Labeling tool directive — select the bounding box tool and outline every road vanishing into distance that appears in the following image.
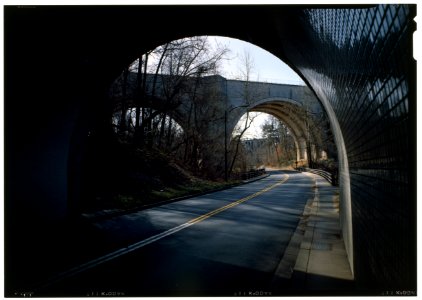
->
[36,170,315,297]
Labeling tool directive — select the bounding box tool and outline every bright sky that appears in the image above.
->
[209,36,305,85]
[234,112,269,140]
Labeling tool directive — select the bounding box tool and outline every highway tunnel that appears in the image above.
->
[5,4,416,294]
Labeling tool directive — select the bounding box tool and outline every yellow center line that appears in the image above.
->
[187,173,289,225]
[36,173,289,291]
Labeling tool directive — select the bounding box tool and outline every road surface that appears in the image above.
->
[37,170,315,296]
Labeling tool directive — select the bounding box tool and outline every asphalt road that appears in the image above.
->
[37,170,315,297]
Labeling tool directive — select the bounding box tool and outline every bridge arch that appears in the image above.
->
[250,98,327,162]
[228,97,328,165]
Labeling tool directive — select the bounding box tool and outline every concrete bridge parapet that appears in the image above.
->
[110,73,334,169]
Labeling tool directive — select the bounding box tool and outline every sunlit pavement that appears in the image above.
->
[18,171,353,296]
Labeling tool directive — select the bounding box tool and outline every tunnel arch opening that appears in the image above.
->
[74,33,353,273]
[106,34,352,271]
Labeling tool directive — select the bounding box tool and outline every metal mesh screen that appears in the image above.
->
[287,4,416,291]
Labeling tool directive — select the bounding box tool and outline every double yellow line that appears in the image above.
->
[187,173,289,225]
[36,173,289,291]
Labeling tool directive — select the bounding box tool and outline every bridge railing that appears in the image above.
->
[296,167,338,186]
[230,168,266,181]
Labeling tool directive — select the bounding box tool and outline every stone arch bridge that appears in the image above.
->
[110,73,334,169]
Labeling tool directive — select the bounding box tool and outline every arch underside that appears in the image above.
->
[250,100,326,162]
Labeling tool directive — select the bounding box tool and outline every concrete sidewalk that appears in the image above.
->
[272,172,354,294]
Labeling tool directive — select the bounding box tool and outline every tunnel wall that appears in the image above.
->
[279,5,416,291]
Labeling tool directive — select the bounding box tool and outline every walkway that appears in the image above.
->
[272,172,355,294]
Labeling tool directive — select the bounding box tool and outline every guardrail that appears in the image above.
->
[296,167,338,186]
[231,168,266,181]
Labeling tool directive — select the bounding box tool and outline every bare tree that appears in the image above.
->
[229,112,259,175]
[153,37,228,149]
[227,51,261,178]
[180,69,228,175]
[114,36,229,152]
[261,116,296,167]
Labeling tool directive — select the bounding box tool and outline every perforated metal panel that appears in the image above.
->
[285,4,416,291]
